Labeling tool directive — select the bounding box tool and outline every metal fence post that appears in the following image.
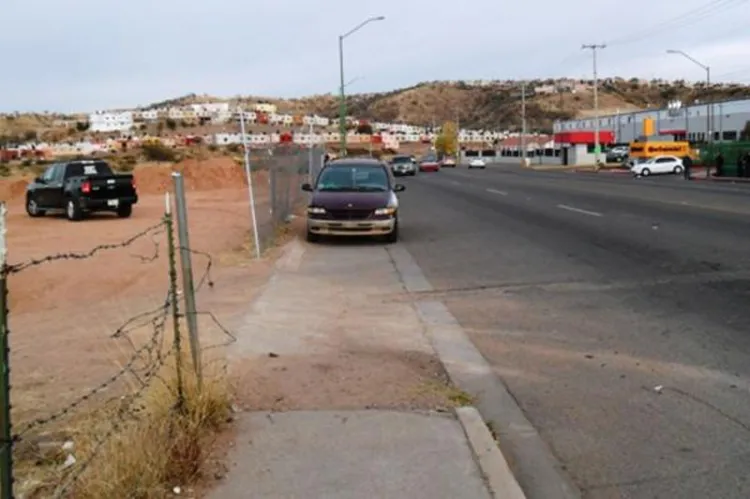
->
[164,193,186,411]
[171,173,202,389]
[238,109,261,259]
[269,158,278,227]
[0,203,14,499]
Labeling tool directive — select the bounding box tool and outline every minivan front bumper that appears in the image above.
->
[307,218,395,236]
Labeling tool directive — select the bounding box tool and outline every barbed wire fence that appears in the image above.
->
[0,171,236,498]
[244,143,324,254]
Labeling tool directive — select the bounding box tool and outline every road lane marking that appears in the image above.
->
[557,204,602,217]
[450,180,460,185]
[486,188,508,196]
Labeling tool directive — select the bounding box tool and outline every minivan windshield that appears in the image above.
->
[392,156,412,163]
[316,165,389,192]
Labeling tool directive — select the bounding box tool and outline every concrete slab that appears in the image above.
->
[208,410,492,499]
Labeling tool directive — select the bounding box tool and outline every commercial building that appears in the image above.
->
[553,97,750,146]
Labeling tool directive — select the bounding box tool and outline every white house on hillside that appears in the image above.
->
[89,111,134,132]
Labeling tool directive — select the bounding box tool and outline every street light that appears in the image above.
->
[667,49,711,177]
[338,16,385,156]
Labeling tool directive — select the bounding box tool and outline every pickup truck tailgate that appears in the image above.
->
[86,176,136,200]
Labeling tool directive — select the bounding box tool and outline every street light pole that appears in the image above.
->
[521,81,527,165]
[666,49,711,178]
[582,44,606,166]
[338,16,385,157]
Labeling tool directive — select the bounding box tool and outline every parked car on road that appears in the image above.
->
[419,156,440,172]
[301,158,405,243]
[390,155,417,176]
[606,146,629,163]
[440,156,456,168]
[468,158,486,169]
[26,159,138,221]
[630,155,684,177]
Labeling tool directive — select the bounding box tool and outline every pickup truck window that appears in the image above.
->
[41,165,57,182]
[64,161,114,179]
[51,164,64,182]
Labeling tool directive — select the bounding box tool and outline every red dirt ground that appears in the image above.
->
[0,156,276,423]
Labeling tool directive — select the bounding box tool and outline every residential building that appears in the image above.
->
[88,111,134,132]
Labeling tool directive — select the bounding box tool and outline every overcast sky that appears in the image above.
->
[2,0,750,112]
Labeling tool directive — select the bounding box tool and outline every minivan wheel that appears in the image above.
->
[384,220,399,244]
[641,168,651,177]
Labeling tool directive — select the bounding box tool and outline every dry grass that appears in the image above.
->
[15,351,232,499]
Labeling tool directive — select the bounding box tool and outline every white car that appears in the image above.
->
[468,158,486,169]
[631,155,684,177]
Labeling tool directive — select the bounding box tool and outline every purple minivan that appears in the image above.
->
[301,158,406,243]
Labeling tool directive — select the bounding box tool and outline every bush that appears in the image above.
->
[0,163,10,177]
[141,142,177,162]
[226,143,242,154]
[113,154,138,172]
[165,119,177,131]
[207,144,218,152]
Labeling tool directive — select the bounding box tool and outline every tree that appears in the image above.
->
[165,118,177,130]
[435,121,458,157]
[75,121,90,132]
[356,122,373,134]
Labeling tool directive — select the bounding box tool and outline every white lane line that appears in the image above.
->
[486,188,508,196]
[557,204,603,217]
[450,180,460,185]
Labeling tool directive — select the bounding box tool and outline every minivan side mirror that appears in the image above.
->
[393,184,406,192]
[35,176,45,184]
[301,183,313,192]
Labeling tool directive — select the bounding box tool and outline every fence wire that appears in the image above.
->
[249,144,324,253]
[0,208,235,498]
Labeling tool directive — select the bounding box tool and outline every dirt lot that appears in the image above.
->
[1,156,278,423]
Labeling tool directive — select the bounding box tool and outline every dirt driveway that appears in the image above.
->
[2,157,276,423]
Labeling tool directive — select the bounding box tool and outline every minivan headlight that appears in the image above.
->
[374,207,396,216]
[307,206,326,214]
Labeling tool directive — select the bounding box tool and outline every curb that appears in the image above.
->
[456,406,526,499]
[387,245,582,499]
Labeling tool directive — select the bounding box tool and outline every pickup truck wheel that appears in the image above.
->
[116,203,133,218]
[65,198,83,221]
[26,195,45,217]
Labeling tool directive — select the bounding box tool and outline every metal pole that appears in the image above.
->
[0,203,14,499]
[521,81,527,164]
[338,35,347,157]
[238,109,261,259]
[308,122,313,183]
[171,172,202,389]
[706,66,711,178]
[164,194,185,412]
[582,44,606,165]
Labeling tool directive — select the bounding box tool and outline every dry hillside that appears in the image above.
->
[4,79,750,140]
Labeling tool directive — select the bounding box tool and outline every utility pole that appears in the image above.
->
[521,81,527,165]
[582,43,606,166]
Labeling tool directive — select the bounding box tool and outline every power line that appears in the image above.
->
[605,0,746,46]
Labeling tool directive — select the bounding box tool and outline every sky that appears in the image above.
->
[2,0,750,112]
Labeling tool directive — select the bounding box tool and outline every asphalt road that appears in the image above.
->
[395,165,750,499]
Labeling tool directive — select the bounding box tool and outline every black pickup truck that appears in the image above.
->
[25,159,138,221]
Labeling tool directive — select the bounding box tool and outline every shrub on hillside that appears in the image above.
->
[142,142,177,162]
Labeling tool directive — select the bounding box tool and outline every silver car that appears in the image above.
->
[390,155,417,176]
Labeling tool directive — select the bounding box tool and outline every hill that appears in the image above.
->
[3,78,750,141]
[145,78,750,133]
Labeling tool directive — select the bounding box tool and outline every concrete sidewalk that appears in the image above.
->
[208,239,525,499]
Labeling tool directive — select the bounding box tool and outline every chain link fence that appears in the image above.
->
[249,144,325,253]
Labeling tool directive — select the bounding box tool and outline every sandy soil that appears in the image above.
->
[1,157,278,423]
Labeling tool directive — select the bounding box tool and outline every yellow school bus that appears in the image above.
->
[629,141,691,160]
